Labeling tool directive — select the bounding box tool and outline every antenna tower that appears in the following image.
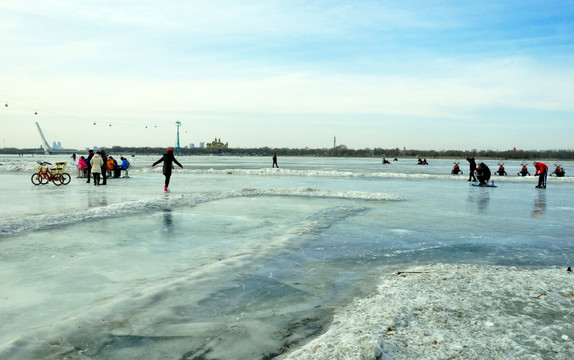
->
[175,121,181,153]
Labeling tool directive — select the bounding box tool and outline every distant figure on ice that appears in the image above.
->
[466,157,477,182]
[451,162,463,175]
[417,158,428,165]
[272,153,279,168]
[552,164,565,177]
[382,157,390,164]
[517,164,530,176]
[152,148,183,192]
[476,162,491,186]
[495,163,507,176]
[533,161,548,189]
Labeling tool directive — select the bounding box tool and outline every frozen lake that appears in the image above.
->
[1,154,573,359]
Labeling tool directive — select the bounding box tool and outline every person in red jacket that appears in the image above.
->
[533,161,548,189]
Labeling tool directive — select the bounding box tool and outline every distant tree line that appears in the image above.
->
[3,146,574,160]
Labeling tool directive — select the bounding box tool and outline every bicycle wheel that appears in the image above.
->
[60,173,71,185]
[31,173,42,185]
[52,174,64,186]
[39,173,50,185]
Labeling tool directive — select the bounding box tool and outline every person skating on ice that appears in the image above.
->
[152,148,183,192]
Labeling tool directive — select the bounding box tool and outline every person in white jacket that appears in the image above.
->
[90,151,104,186]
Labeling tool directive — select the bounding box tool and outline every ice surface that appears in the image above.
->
[1,155,573,359]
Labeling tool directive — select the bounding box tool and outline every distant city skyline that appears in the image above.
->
[1,1,573,151]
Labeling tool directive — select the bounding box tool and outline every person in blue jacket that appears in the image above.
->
[152,148,183,192]
[119,157,130,170]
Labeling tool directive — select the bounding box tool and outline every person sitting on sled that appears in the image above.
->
[551,164,565,177]
[495,163,507,176]
[451,162,463,175]
[517,164,530,176]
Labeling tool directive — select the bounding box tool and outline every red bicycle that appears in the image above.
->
[31,161,65,186]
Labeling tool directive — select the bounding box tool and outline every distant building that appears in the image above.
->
[206,138,228,151]
[190,143,195,149]
[200,142,205,149]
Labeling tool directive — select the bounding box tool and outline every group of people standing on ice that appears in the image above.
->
[75,147,184,192]
[76,149,130,185]
[462,157,555,188]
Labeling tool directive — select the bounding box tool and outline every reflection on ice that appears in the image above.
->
[533,190,547,217]
[477,189,490,211]
[465,185,491,212]
[162,209,174,233]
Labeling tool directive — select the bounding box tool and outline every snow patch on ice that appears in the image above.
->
[283,263,574,360]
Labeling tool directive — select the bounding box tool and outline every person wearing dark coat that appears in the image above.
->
[466,157,477,182]
[100,149,108,185]
[85,149,94,183]
[476,162,491,186]
[152,148,183,192]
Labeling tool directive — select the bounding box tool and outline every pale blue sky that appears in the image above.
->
[1,0,573,150]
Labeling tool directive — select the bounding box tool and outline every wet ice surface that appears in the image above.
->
[1,155,574,359]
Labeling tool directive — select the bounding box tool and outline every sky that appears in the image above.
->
[1,0,573,151]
